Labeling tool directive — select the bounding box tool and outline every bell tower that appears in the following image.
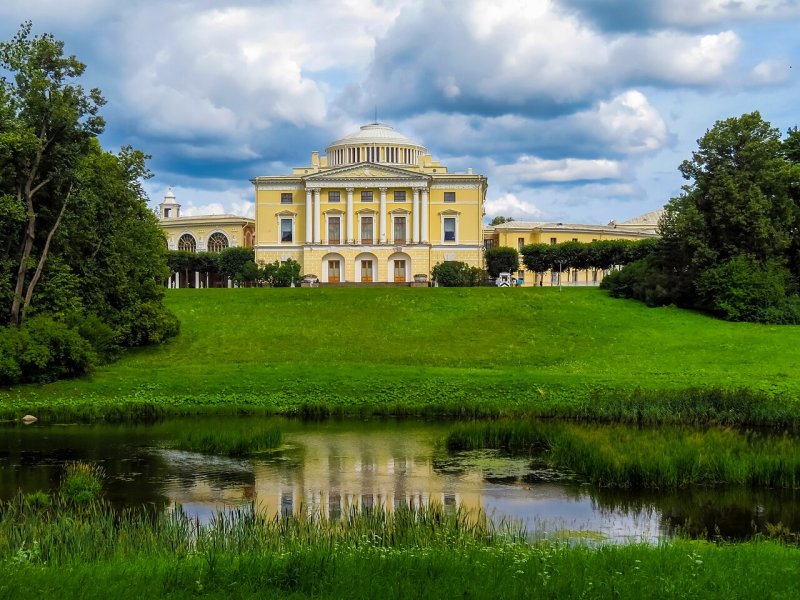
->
[158,187,181,220]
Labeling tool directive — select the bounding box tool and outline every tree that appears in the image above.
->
[489,216,514,226]
[605,112,800,323]
[484,246,519,277]
[217,247,255,285]
[0,22,105,325]
[431,261,484,287]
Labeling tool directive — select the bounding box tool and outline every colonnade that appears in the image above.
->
[305,186,429,245]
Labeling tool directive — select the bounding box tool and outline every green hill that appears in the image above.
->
[3,287,799,423]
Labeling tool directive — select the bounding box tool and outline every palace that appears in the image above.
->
[251,123,487,283]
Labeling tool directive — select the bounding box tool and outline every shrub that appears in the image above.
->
[0,316,96,385]
[431,261,485,287]
[600,257,672,306]
[119,301,180,346]
[695,256,800,323]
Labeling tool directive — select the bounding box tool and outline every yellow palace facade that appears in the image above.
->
[252,123,487,283]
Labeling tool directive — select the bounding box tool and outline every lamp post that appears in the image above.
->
[558,261,563,292]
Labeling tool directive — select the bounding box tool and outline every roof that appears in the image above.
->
[327,123,425,150]
[486,220,657,237]
[620,209,664,226]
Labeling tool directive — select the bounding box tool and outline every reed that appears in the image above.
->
[446,420,800,488]
[1,497,799,599]
[170,424,282,457]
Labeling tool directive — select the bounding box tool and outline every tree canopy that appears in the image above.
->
[0,24,177,384]
[603,112,800,323]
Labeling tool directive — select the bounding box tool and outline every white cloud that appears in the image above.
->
[495,157,623,183]
[582,90,670,154]
[657,0,800,26]
[484,193,542,220]
[751,58,792,84]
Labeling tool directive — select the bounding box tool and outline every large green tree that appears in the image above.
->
[0,24,177,382]
[605,112,800,322]
[0,22,105,325]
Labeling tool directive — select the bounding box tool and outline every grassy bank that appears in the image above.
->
[447,420,800,488]
[1,499,798,599]
[2,287,800,424]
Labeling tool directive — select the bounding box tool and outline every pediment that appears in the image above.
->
[304,162,428,182]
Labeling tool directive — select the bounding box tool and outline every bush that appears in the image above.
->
[695,256,800,323]
[600,257,673,306]
[0,316,96,385]
[431,261,485,287]
[118,301,180,346]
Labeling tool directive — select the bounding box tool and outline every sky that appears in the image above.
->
[1,0,798,224]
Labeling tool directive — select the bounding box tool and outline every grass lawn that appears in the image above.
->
[2,287,799,421]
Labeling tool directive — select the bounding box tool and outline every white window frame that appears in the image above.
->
[325,212,343,245]
[391,214,408,244]
[276,211,297,244]
[357,211,376,244]
[441,213,459,244]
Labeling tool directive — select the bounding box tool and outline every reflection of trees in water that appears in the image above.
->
[580,486,800,540]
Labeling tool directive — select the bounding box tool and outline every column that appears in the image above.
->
[194,271,200,288]
[421,189,429,243]
[346,187,354,244]
[412,188,420,244]
[305,188,312,243]
[379,187,387,243]
[175,271,180,289]
[313,188,321,244]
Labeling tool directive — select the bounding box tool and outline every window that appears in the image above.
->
[518,237,525,251]
[164,208,171,218]
[444,192,456,203]
[328,191,340,203]
[444,217,456,242]
[328,216,341,244]
[550,237,557,245]
[361,216,373,244]
[280,219,293,242]
[281,193,292,204]
[361,191,373,202]
[551,271,559,285]
[394,190,406,202]
[484,239,495,249]
[178,234,196,252]
[393,216,407,244]
[207,232,229,252]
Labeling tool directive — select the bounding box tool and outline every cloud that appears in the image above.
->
[559,0,800,30]
[484,193,542,220]
[494,157,623,183]
[750,58,793,84]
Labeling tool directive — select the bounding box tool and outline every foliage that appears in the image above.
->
[0,315,95,384]
[217,247,255,284]
[607,112,800,323]
[271,258,301,287]
[0,25,177,384]
[431,261,485,286]
[489,215,514,225]
[484,246,519,278]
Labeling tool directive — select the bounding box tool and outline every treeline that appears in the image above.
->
[167,248,301,287]
[0,24,178,385]
[603,112,800,324]
[519,239,658,284]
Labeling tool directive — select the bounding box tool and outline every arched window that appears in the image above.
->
[178,233,196,252]
[207,232,229,252]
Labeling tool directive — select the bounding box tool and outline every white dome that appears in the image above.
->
[327,123,425,151]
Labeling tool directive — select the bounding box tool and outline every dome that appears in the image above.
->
[327,123,425,151]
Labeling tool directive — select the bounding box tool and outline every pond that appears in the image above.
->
[2,416,798,543]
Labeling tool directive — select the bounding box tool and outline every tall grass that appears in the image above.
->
[170,424,282,457]
[446,420,800,488]
[1,497,800,599]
